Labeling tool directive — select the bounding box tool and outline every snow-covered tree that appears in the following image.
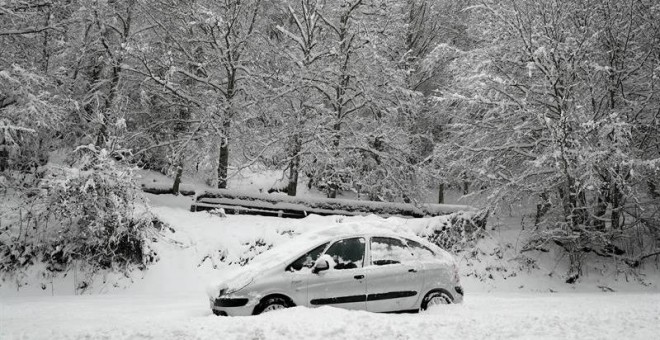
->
[434,0,660,280]
[270,0,430,201]
[133,0,264,189]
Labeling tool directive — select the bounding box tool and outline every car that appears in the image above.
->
[207,223,463,316]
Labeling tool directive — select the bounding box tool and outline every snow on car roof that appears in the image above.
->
[243,221,442,273]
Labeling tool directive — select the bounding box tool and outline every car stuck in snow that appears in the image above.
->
[208,223,463,316]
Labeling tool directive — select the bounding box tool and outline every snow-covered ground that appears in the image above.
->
[2,172,660,339]
[2,292,659,339]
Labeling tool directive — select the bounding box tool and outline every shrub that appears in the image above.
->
[419,209,489,253]
[0,146,159,276]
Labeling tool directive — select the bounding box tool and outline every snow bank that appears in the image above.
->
[2,293,659,339]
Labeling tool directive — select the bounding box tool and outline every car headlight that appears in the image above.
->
[207,282,229,300]
[208,272,254,299]
[224,278,253,296]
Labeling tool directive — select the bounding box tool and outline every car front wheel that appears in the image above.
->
[421,289,454,311]
[254,296,290,315]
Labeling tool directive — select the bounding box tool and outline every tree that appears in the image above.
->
[134,0,264,188]
[401,0,474,203]
[273,0,326,196]
[0,1,159,277]
[435,0,660,280]
[0,1,78,173]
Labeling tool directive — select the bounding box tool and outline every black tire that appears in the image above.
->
[253,296,291,315]
[421,289,454,311]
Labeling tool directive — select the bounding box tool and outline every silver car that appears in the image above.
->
[208,224,463,316]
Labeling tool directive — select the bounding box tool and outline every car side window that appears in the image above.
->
[286,242,329,272]
[405,239,436,260]
[324,237,365,270]
[370,237,413,266]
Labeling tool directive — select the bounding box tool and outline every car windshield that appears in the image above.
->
[286,242,329,272]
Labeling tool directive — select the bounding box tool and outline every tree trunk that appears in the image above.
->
[535,192,552,226]
[610,181,622,229]
[96,57,123,148]
[41,7,51,73]
[327,185,337,199]
[649,180,660,199]
[438,183,445,204]
[172,156,184,195]
[0,148,8,172]
[287,135,301,196]
[217,63,236,189]
[593,192,607,230]
[217,133,229,189]
[558,185,573,226]
[566,252,582,284]
[576,191,588,226]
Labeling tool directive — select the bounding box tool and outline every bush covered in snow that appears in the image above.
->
[522,218,660,283]
[419,210,489,253]
[0,146,159,277]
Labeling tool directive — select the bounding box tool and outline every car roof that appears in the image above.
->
[247,222,443,269]
[306,222,439,247]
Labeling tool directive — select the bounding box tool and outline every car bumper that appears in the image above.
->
[210,297,256,316]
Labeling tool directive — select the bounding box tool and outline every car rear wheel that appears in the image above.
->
[421,289,454,311]
[254,296,290,315]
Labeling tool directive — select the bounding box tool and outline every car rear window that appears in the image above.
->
[370,237,414,266]
[405,239,436,259]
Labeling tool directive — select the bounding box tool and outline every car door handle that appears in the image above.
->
[354,275,365,280]
[408,269,417,273]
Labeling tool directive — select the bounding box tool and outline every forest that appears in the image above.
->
[1,0,659,282]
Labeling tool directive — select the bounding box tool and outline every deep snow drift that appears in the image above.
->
[2,292,660,339]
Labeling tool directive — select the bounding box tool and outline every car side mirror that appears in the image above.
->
[312,259,329,274]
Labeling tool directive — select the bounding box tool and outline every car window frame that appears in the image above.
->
[285,242,330,272]
[368,236,415,266]
[323,236,366,270]
[404,238,436,258]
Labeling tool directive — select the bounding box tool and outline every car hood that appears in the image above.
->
[206,228,334,299]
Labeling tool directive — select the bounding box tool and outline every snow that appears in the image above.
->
[2,293,659,339]
[2,173,660,339]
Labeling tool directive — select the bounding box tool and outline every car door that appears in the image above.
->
[405,238,454,290]
[285,242,330,306]
[306,237,367,310]
[366,236,424,313]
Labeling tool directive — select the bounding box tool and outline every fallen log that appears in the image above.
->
[141,184,195,196]
[191,189,477,219]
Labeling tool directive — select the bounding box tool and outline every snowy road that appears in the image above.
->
[2,292,659,339]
